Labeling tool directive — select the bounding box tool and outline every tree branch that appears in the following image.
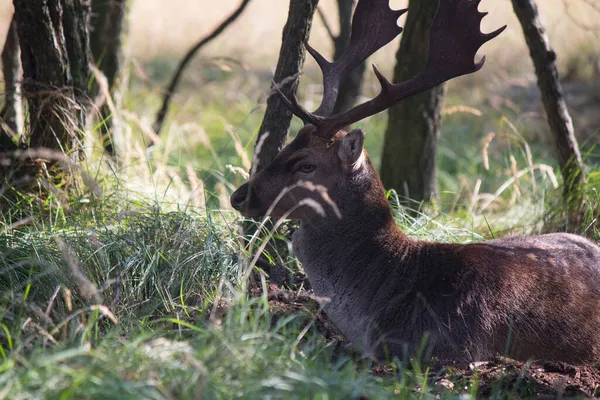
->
[316,6,337,42]
[152,0,252,139]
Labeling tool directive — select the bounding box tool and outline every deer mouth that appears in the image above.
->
[230,183,267,218]
[234,206,265,219]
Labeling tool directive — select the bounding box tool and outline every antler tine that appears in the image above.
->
[277,0,406,126]
[312,0,506,139]
[274,79,322,126]
[426,0,507,78]
[311,1,407,117]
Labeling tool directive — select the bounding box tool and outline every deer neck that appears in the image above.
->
[292,156,421,349]
[293,155,414,277]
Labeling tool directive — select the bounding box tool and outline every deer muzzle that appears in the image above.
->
[230,182,264,218]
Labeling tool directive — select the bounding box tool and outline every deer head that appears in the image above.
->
[231,0,506,223]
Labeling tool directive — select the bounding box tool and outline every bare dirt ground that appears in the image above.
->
[259,274,600,399]
[435,358,600,398]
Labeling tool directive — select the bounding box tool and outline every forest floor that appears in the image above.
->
[2,27,600,399]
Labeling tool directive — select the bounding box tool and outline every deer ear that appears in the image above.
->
[338,129,365,166]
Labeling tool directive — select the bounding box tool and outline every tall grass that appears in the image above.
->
[1,1,599,396]
[1,105,596,397]
[0,177,437,398]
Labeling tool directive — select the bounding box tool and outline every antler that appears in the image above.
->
[279,0,506,139]
[279,0,406,123]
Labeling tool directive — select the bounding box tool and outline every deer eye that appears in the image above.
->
[298,164,316,174]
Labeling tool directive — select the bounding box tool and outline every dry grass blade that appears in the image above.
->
[479,164,559,211]
[469,178,482,213]
[121,110,161,145]
[5,216,34,230]
[89,65,117,119]
[226,165,250,180]
[481,132,495,171]
[45,285,62,317]
[250,131,269,178]
[55,237,103,304]
[185,165,207,208]
[90,305,118,324]
[22,319,58,345]
[442,105,483,116]
[227,125,251,171]
[510,154,521,198]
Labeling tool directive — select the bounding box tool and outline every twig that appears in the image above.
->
[316,6,337,42]
[152,0,252,138]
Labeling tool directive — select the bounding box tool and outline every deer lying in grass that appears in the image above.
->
[231,0,600,364]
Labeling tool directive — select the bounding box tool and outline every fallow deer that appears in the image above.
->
[231,0,600,364]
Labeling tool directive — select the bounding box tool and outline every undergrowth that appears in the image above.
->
[1,160,597,398]
[1,50,599,399]
[0,197,440,399]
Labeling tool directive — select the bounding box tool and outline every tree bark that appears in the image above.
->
[14,0,91,155]
[0,16,23,150]
[254,0,319,173]
[511,0,585,199]
[89,0,128,156]
[332,0,365,113]
[380,0,445,204]
[246,0,318,284]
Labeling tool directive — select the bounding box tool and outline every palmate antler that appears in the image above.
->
[278,0,506,140]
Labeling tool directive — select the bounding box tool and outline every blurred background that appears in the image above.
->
[2,0,597,73]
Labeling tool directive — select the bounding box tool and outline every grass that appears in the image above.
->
[0,196,444,399]
[1,63,599,397]
[1,1,600,397]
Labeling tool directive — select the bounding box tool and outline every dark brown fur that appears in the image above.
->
[231,126,600,364]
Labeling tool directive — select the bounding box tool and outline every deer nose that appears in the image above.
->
[230,183,249,210]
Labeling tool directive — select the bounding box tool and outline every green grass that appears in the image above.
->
[1,56,599,399]
[0,200,438,399]
[1,178,597,398]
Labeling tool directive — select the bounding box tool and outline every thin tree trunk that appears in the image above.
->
[152,0,251,139]
[0,16,23,150]
[512,0,585,200]
[246,0,319,284]
[89,0,128,157]
[380,0,444,204]
[14,0,91,156]
[254,0,319,173]
[332,0,365,113]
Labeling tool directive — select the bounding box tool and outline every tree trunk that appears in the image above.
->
[253,0,319,173]
[89,0,128,157]
[247,0,318,283]
[14,0,91,155]
[380,0,444,204]
[511,0,585,200]
[0,16,23,150]
[332,0,365,113]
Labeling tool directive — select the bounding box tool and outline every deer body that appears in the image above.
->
[290,150,600,363]
[231,0,600,364]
